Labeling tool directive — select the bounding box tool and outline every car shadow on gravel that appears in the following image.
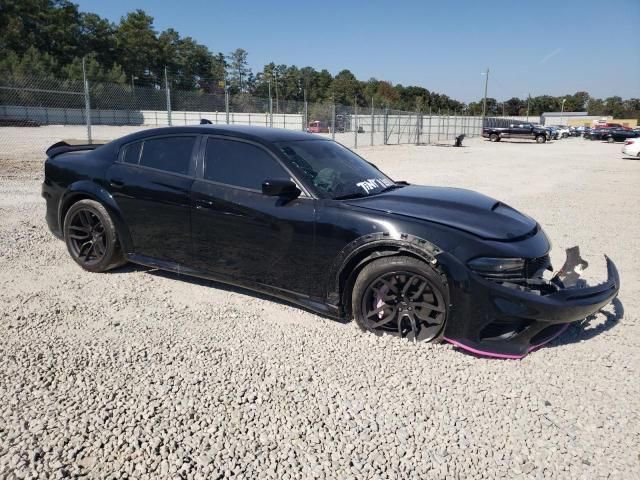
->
[109,263,347,323]
[550,297,624,348]
[622,156,640,161]
[483,140,550,144]
[428,144,469,148]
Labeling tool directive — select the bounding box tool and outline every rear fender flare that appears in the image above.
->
[58,180,134,253]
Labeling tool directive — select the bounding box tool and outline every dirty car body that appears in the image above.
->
[42,126,620,358]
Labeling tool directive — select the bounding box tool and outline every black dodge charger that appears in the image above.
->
[42,126,619,358]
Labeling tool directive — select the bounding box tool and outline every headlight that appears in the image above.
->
[468,257,525,275]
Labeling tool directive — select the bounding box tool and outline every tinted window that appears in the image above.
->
[274,140,394,199]
[204,138,289,190]
[122,142,141,164]
[140,136,195,175]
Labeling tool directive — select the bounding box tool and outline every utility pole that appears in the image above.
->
[526,93,530,122]
[481,68,489,123]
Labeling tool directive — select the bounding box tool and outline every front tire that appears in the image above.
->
[535,135,547,143]
[489,133,500,142]
[63,199,126,272]
[352,256,448,342]
[607,136,615,143]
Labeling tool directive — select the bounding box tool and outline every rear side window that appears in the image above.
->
[122,142,141,164]
[204,138,289,190]
[140,136,195,175]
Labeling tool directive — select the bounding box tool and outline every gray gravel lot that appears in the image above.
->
[1,130,639,479]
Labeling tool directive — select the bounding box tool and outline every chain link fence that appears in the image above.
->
[1,74,505,171]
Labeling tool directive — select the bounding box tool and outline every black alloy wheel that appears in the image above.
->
[63,199,125,272]
[353,257,448,342]
[67,208,107,265]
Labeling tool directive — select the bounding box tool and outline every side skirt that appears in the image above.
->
[126,254,343,320]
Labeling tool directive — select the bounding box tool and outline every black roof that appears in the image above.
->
[113,125,323,147]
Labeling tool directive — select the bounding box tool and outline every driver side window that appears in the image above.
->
[204,138,290,190]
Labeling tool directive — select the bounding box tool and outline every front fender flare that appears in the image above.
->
[328,232,444,311]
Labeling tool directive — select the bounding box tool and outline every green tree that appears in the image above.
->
[227,48,250,92]
[330,69,361,105]
[61,54,125,83]
[115,10,158,82]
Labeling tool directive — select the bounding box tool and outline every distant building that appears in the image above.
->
[540,112,600,126]
[541,112,638,128]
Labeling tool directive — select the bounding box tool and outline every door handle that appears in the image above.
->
[109,179,125,189]
[195,199,214,209]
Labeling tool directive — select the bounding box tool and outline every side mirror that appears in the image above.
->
[262,179,301,198]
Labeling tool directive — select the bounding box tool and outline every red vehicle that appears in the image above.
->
[307,121,329,133]
[594,122,630,130]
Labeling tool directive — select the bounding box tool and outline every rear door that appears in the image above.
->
[106,135,198,264]
[512,124,530,139]
[190,136,316,294]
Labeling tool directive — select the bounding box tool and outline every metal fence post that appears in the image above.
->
[82,57,92,144]
[303,100,308,132]
[269,96,273,128]
[427,108,432,144]
[415,111,421,145]
[370,98,374,146]
[383,108,389,145]
[445,110,449,140]
[331,103,336,141]
[354,99,358,149]
[164,66,172,126]
[225,88,230,125]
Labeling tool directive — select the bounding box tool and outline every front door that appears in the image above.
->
[106,135,197,265]
[190,136,316,294]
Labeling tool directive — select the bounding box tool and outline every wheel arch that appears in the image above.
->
[330,233,445,318]
[59,181,133,254]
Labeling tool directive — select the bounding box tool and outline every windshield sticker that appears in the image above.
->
[356,178,393,193]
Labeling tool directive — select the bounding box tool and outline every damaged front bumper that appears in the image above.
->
[442,247,620,359]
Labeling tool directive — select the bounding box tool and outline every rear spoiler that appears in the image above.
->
[46,141,107,158]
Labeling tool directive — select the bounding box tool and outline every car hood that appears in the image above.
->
[345,185,538,240]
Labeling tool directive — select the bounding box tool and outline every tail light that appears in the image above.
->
[625,140,634,145]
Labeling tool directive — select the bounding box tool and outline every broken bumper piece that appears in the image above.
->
[443,248,620,359]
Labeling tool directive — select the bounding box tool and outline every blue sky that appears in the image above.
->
[76,0,640,102]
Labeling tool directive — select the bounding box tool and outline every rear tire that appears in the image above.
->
[607,136,615,143]
[63,199,126,272]
[352,256,449,342]
[489,133,500,142]
[535,135,546,144]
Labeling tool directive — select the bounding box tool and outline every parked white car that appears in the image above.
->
[622,138,640,157]
[552,125,571,138]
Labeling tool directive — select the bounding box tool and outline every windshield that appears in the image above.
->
[274,140,395,199]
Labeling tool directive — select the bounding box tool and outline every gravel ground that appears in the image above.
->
[0,129,639,479]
